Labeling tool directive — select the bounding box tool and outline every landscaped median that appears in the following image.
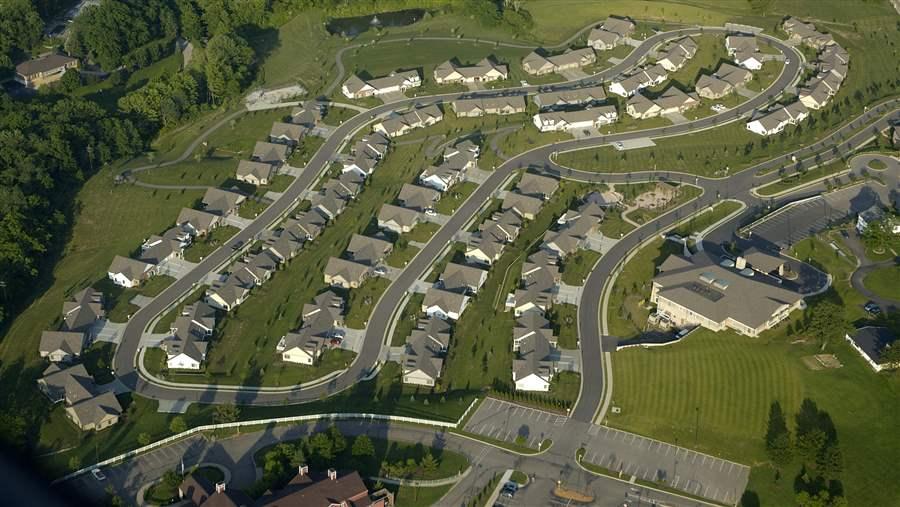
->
[754,159,848,197]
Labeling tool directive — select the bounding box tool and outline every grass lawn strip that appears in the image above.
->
[183,226,240,263]
[862,265,900,301]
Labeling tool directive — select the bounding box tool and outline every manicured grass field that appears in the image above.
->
[345,277,391,329]
[81,342,117,385]
[290,136,326,167]
[386,243,420,268]
[266,174,295,192]
[596,208,635,239]
[548,303,579,349]
[237,198,270,219]
[863,265,900,301]
[183,226,239,263]
[321,106,358,126]
[99,275,176,324]
[560,250,602,286]
[404,222,440,243]
[137,157,237,187]
[434,182,478,215]
[391,294,426,346]
[653,34,728,91]
[205,108,292,157]
[755,160,847,196]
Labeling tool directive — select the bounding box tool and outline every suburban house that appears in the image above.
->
[625,93,662,119]
[39,331,86,363]
[522,47,596,75]
[725,34,758,55]
[38,364,121,431]
[407,322,451,358]
[62,287,105,335]
[296,209,329,240]
[377,204,420,234]
[269,122,305,146]
[533,85,607,110]
[798,71,843,109]
[653,87,701,116]
[343,133,390,178]
[440,262,488,294]
[422,288,469,321]
[543,202,605,259]
[503,192,545,221]
[202,188,246,216]
[419,140,479,191]
[516,173,559,200]
[250,467,393,507]
[324,257,370,289]
[819,43,849,80]
[177,208,222,236]
[513,312,557,352]
[107,255,157,288]
[513,332,557,392]
[656,36,699,72]
[402,339,444,386]
[315,190,348,220]
[397,183,440,212]
[586,16,635,50]
[845,326,898,372]
[373,105,444,138]
[139,227,190,266]
[205,266,258,311]
[252,141,290,166]
[533,105,618,132]
[696,63,752,99]
[783,17,835,49]
[733,50,763,71]
[746,101,809,136]
[291,101,324,128]
[236,160,277,186]
[650,251,804,337]
[160,303,215,371]
[341,70,422,99]
[346,234,393,266]
[277,291,345,365]
[451,95,526,117]
[434,57,508,84]
[608,64,668,97]
[15,53,78,88]
[509,251,559,317]
[466,211,522,265]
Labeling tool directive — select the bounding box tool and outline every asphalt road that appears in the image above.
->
[115,26,804,407]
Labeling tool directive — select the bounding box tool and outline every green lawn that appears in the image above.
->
[267,174,295,192]
[624,185,702,225]
[597,208,635,239]
[81,342,117,385]
[391,294,426,346]
[607,238,683,339]
[560,250,602,286]
[183,226,239,263]
[290,136,326,167]
[321,106,358,126]
[392,484,453,507]
[137,156,238,187]
[99,275,176,323]
[238,198,270,219]
[756,160,847,196]
[445,180,597,391]
[346,277,392,329]
[863,265,900,301]
[549,371,581,405]
[434,182,478,215]
[670,200,742,238]
[548,303,579,349]
[655,34,728,91]
[386,243,420,268]
[404,222,440,243]
[203,107,291,156]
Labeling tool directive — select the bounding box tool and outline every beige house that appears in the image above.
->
[65,391,122,431]
[324,257,369,289]
[236,160,276,186]
[434,57,508,84]
[15,54,78,88]
[377,204,420,234]
[522,47,596,75]
[452,96,526,117]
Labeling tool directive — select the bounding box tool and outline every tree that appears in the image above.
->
[421,451,438,476]
[213,404,240,425]
[816,443,843,481]
[328,425,347,455]
[803,300,849,346]
[309,433,334,463]
[161,469,181,492]
[862,219,892,254]
[351,435,375,459]
[204,33,253,101]
[765,401,793,467]
[68,455,81,471]
[169,416,187,434]
[137,432,152,446]
[0,0,43,67]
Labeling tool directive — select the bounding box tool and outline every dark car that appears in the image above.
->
[864,301,882,315]
[232,240,245,251]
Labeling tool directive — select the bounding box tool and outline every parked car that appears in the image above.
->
[91,468,106,481]
[864,301,882,315]
[373,266,387,276]
[232,240,244,251]
[613,141,625,151]
[424,208,437,216]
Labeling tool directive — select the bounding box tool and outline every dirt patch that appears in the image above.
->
[802,354,843,370]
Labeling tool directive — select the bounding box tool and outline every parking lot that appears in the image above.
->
[580,425,750,505]
[463,398,567,449]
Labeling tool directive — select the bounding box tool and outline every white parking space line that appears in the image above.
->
[673,476,680,489]
[504,430,511,441]
[691,452,698,464]
[702,455,707,466]
[664,445,672,456]
[728,463,734,474]
[719,460,725,471]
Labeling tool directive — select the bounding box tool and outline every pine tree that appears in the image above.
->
[765,401,793,467]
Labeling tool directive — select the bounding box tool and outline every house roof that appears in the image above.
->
[342,74,370,95]
[741,247,785,274]
[404,341,444,380]
[847,326,897,365]
[162,331,208,364]
[535,106,619,127]
[423,288,469,315]
[366,70,421,90]
[435,57,508,81]
[513,333,554,381]
[627,92,660,115]
[440,263,488,293]
[179,474,252,507]
[715,63,752,86]
[726,34,757,52]
[377,105,444,136]
[397,183,440,211]
[177,208,220,232]
[503,192,545,217]
[40,363,95,403]
[516,173,559,198]
[408,324,451,356]
[16,53,77,76]
[324,257,369,284]
[256,469,372,507]
[452,95,526,115]
[68,391,122,427]
[587,28,621,47]
[291,101,323,127]
[378,203,420,228]
[543,202,604,255]
[600,16,635,37]
[346,234,393,265]
[108,255,154,281]
[39,331,85,357]
[533,85,607,108]
[202,188,245,215]
[653,251,803,330]
[253,141,289,164]
[655,86,699,110]
[237,160,276,181]
[302,289,345,323]
[269,122,305,142]
[696,74,732,96]
[62,287,104,332]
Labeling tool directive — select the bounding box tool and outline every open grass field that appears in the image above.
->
[391,294,426,347]
[206,107,292,156]
[863,265,900,301]
[386,243,420,268]
[346,277,392,329]
[444,180,596,391]
[560,249,601,286]
[99,275,176,323]
[184,226,240,263]
[434,181,477,215]
[404,222,440,243]
[755,159,848,196]
[654,34,729,91]
[596,208,635,239]
[137,157,237,187]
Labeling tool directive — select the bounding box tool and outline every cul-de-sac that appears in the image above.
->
[1,1,899,506]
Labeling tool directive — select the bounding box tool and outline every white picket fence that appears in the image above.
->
[53,398,479,485]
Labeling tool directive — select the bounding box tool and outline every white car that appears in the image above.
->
[424,209,437,216]
[613,141,625,151]
[91,468,106,481]
[373,266,387,276]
